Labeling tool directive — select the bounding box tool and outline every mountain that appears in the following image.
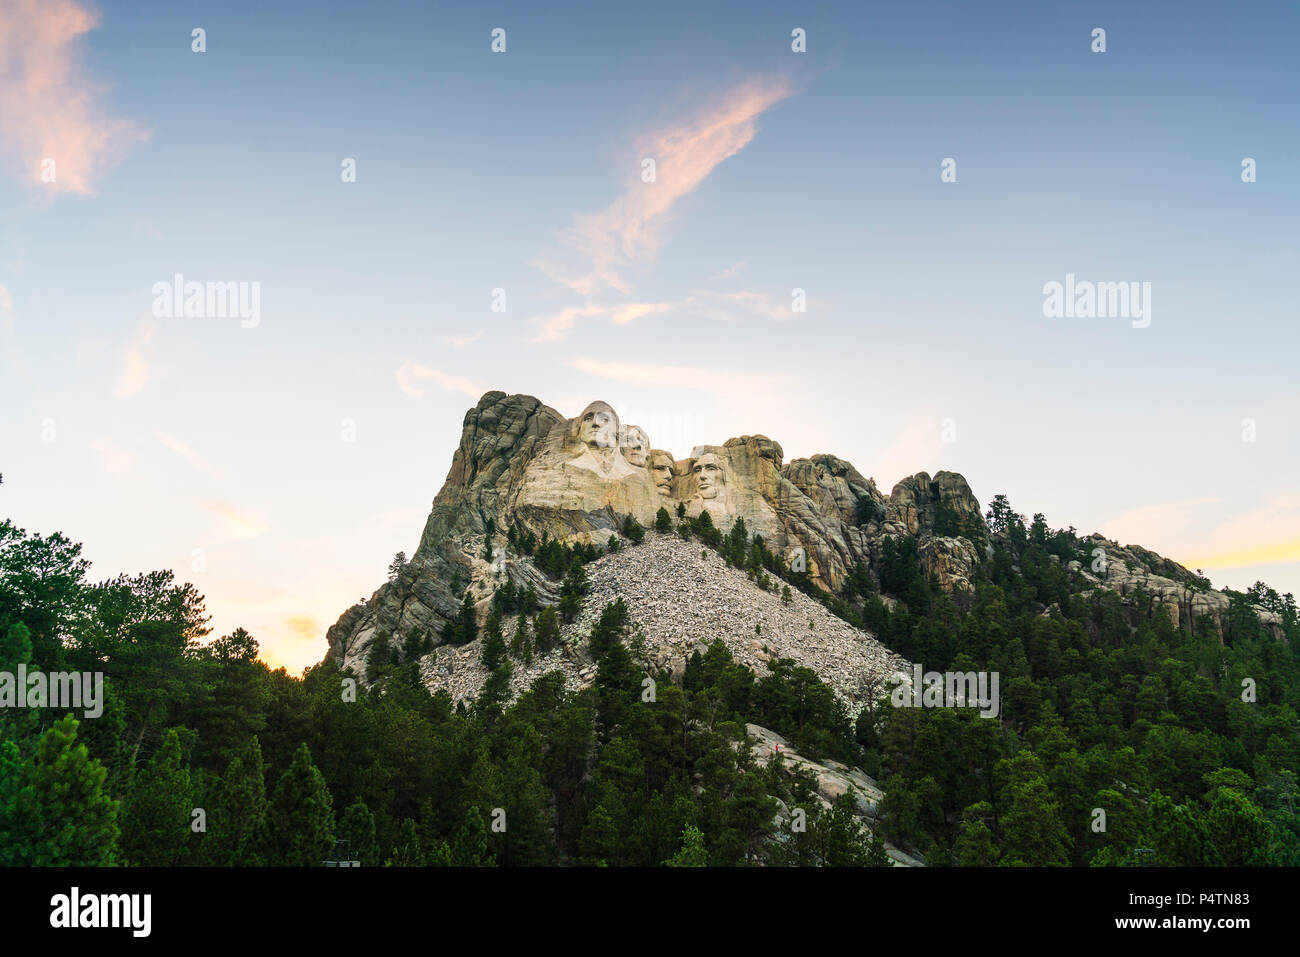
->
[324,390,1284,700]
[3,391,1293,870]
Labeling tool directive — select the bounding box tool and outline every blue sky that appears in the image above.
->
[2,0,1298,670]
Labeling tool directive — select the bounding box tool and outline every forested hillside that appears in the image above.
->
[1,496,1296,866]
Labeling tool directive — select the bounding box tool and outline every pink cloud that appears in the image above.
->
[0,0,148,195]
[539,77,793,294]
[115,318,156,397]
[531,301,676,342]
[394,360,485,399]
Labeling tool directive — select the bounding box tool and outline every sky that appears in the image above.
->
[1,0,1298,673]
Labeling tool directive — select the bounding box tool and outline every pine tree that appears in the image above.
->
[1204,786,1272,866]
[995,753,1072,866]
[0,715,118,866]
[443,592,478,646]
[387,551,407,581]
[205,736,269,866]
[426,839,453,866]
[451,806,494,866]
[119,728,195,866]
[953,801,1000,866]
[589,598,629,657]
[810,792,870,866]
[724,517,748,565]
[695,508,721,546]
[665,824,708,866]
[387,818,423,866]
[595,639,638,740]
[498,735,554,866]
[578,803,620,866]
[338,799,379,866]
[269,743,335,866]
[654,507,672,533]
[511,611,533,665]
[478,612,512,712]
[622,515,645,544]
[0,625,38,748]
[0,622,32,672]
[558,564,588,623]
[534,606,560,653]
[864,826,893,866]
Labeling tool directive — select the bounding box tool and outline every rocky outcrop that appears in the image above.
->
[1070,535,1284,640]
[326,391,945,672]
[882,470,982,537]
[746,724,922,867]
[918,535,982,593]
[329,393,566,676]
[323,390,1282,682]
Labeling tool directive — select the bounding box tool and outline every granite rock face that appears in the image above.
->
[328,392,565,676]
[324,390,1281,685]
[1070,535,1285,641]
[746,724,923,867]
[326,391,971,676]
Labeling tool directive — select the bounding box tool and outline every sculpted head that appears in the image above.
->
[622,425,649,468]
[690,450,726,500]
[571,401,619,451]
[649,450,675,495]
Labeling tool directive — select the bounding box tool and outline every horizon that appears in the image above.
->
[2,0,1298,672]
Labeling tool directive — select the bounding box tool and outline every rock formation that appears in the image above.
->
[1069,535,1284,640]
[324,390,1282,695]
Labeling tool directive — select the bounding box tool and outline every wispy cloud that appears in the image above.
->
[537,77,792,295]
[394,360,433,396]
[531,301,676,342]
[202,501,267,541]
[156,431,223,481]
[690,289,796,322]
[395,360,485,399]
[531,289,795,343]
[0,0,148,195]
[713,260,748,280]
[532,305,602,343]
[283,615,321,644]
[443,332,484,349]
[115,319,156,397]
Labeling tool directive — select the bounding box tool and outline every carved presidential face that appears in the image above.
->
[691,452,725,500]
[575,401,619,451]
[622,426,649,468]
[649,450,675,495]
